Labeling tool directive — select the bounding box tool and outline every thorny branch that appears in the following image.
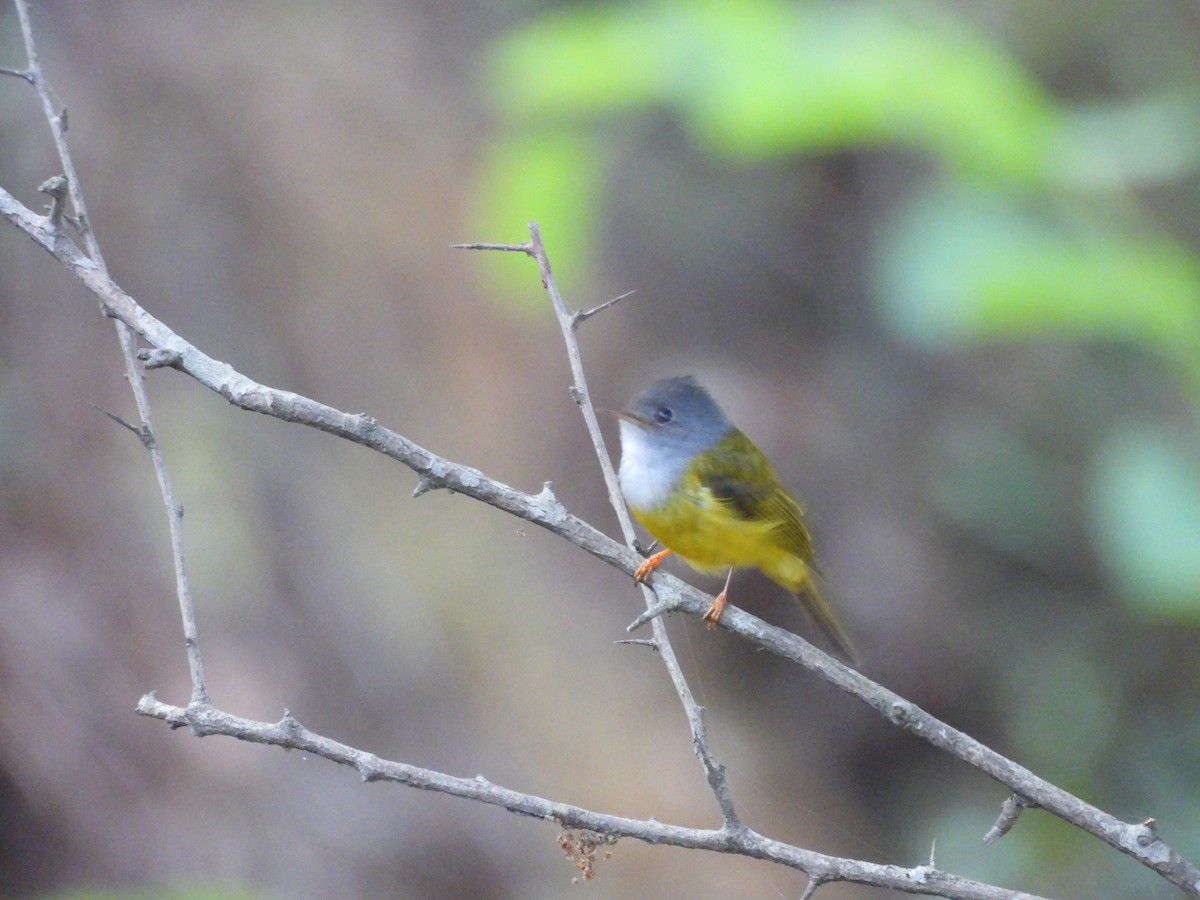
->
[3,5,1199,897]
[133,693,1043,900]
[457,229,742,831]
[4,187,1196,896]
[8,0,209,704]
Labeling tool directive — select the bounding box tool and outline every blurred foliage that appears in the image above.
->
[477,0,1200,620]
[877,184,1200,374]
[469,127,604,303]
[487,0,1062,175]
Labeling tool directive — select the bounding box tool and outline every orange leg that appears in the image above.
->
[702,568,736,630]
[634,548,673,584]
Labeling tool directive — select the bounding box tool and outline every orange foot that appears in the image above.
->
[634,548,673,584]
[633,549,672,585]
[702,591,728,630]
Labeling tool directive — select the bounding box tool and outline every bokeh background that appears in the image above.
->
[2,2,1199,898]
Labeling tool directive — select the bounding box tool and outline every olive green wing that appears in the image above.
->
[694,430,855,662]
[693,430,817,566]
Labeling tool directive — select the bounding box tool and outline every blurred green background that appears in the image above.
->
[2,1,1199,897]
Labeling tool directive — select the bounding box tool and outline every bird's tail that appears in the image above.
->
[794,577,858,665]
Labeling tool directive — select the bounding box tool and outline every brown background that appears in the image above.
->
[1,3,1197,898]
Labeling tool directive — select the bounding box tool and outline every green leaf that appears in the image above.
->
[876,185,1200,375]
[487,0,1062,182]
[486,4,668,120]
[467,128,604,307]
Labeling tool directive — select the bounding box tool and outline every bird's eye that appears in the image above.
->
[653,406,674,424]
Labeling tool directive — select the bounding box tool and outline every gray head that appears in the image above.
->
[617,376,734,509]
[620,376,733,456]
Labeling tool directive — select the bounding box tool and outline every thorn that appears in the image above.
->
[626,598,676,632]
[928,837,936,867]
[452,241,534,257]
[90,403,152,447]
[412,475,440,498]
[571,289,636,330]
[613,638,660,651]
[0,66,34,84]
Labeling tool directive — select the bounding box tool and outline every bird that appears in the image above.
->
[616,375,856,663]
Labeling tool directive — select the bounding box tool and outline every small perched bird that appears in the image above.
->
[616,375,856,663]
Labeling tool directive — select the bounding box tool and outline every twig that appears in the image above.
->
[0,65,33,82]
[984,795,1034,845]
[627,597,685,631]
[499,222,743,830]
[133,693,1045,900]
[572,289,636,330]
[453,240,532,254]
[612,639,659,650]
[11,0,209,705]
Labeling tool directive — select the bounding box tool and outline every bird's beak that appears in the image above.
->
[613,407,651,427]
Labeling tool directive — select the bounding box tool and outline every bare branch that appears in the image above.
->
[5,182,1200,893]
[134,693,1046,900]
[11,0,209,704]
[466,221,744,829]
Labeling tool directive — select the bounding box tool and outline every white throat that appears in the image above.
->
[618,420,687,510]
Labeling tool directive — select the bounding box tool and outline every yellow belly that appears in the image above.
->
[630,486,808,592]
